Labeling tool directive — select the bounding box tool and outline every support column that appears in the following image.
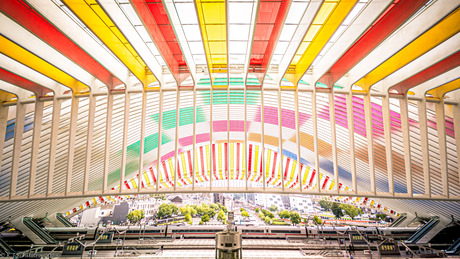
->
[10,102,26,198]
[0,105,9,174]
[261,88,265,190]
[174,89,180,191]
[47,98,62,196]
[295,88,302,191]
[83,94,96,194]
[278,89,284,191]
[346,93,357,193]
[329,91,339,194]
[65,96,79,195]
[138,89,147,192]
[435,100,449,198]
[192,88,196,190]
[156,89,163,191]
[209,88,213,190]
[417,99,431,197]
[312,89,320,193]
[400,96,413,196]
[28,100,44,197]
[119,93,130,194]
[363,93,376,194]
[103,93,113,193]
[244,87,248,190]
[382,95,394,195]
[453,101,460,184]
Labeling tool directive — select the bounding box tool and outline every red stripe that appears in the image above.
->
[321,176,329,190]
[308,170,316,188]
[162,162,169,182]
[271,152,277,178]
[323,0,429,85]
[248,144,253,178]
[224,143,228,179]
[284,158,290,180]
[212,144,217,178]
[0,68,51,96]
[149,167,157,183]
[0,0,121,88]
[187,151,193,177]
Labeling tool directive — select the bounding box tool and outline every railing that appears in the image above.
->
[446,237,460,255]
[56,213,74,227]
[22,217,57,244]
[389,214,407,227]
[0,238,15,256]
[405,217,439,244]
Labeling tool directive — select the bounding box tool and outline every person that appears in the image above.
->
[349,254,353,259]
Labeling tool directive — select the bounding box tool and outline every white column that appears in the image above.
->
[435,100,449,198]
[346,93,357,193]
[119,93,130,193]
[65,96,79,195]
[453,101,460,185]
[227,87,230,190]
[174,89,180,191]
[244,87,248,190]
[156,89,163,191]
[417,99,431,197]
[192,88,196,190]
[329,91,339,194]
[83,94,96,194]
[261,88,266,190]
[47,98,62,196]
[363,93,376,194]
[295,88,302,191]
[209,88,213,189]
[312,89,320,193]
[399,96,413,196]
[28,100,44,197]
[278,89,284,191]
[0,105,9,174]
[138,89,147,192]
[381,95,394,195]
[10,102,26,198]
[103,93,114,193]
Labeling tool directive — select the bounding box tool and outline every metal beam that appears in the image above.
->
[28,100,44,197]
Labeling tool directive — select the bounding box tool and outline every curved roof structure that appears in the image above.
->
[0,0,459,222]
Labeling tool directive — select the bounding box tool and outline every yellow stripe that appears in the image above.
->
[0,35,87,93]
[195,149,203,182]
[290,160,297,183]
[266,149,271,182]
[251,146,258,182]
[143,171,151,187]
[195,0,227,74]
[329,179,335,190]
[302,166,309,186]
[286,0,357,84]
[358,8,460,90]
[182,153,192,184]
[131,178,137,189]
[63,0,155,85]
[428,78,460,98]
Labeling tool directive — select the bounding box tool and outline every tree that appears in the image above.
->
[210,203,219,211]
[221,206,227,213]
[217,210,226,222]
[331,202,344,218]
[199,220,204,225]
[255,208,259,213]
[157,203,173,218]
[313,215,322,225]
[290,212,301,225]
[267,211,275,219]
[223,219,226,225]
[258,212,265,219]
[242,211,249,218]
[269,205,278,212]
[240,207,245,212]
[340,204,362,219]
[318,200,333,210]
[127,209,145,224]
[207,209,216,218]
[180,206,190,215]
[375,214,386,221]
[190,208,198,216]
[201,214,210,224]
[278,210,290,219]
[185,213,192,224]
[264,217,271,224]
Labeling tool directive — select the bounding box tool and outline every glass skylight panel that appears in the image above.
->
[229,42,248,54]
[188,42,206,55]
[175,3,199,24]
[183,25,202,41]
[229,55,246,65]
[285,2,309,24]
[228,0,256,68]
[119,3,143,26]
[136,25,153,43]
[229,3,254,23]
[278,25,297,41]
[342,2,366,25]
[229,25,250,41]
[274,41,289,55]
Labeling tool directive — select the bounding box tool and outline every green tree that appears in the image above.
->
[223,219,226,224]
[199,220,204,225]
[269,205,278,212]
[126,209,145,224]
[264,217,271,224]
[180,206,190,215]
[340,204,362,219]
[157,203,173,218]
[185,213,192,224]
[290,212,301,225]
[210,203,219,211]
[221,206,228,213]
[375,214,386,221]
[207,209,216,218]
[217,210,226,222]
[241,211,249,218]
[240,207,245,212]
[255,208,259,213]
[331,202,344,218]
[258,212,265,219]
[267,211,275,219]
[190,208,197,216]
[313,215,322,225]
[318,200,333,210]
[278,210,290,219]
[201,214,210,224]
